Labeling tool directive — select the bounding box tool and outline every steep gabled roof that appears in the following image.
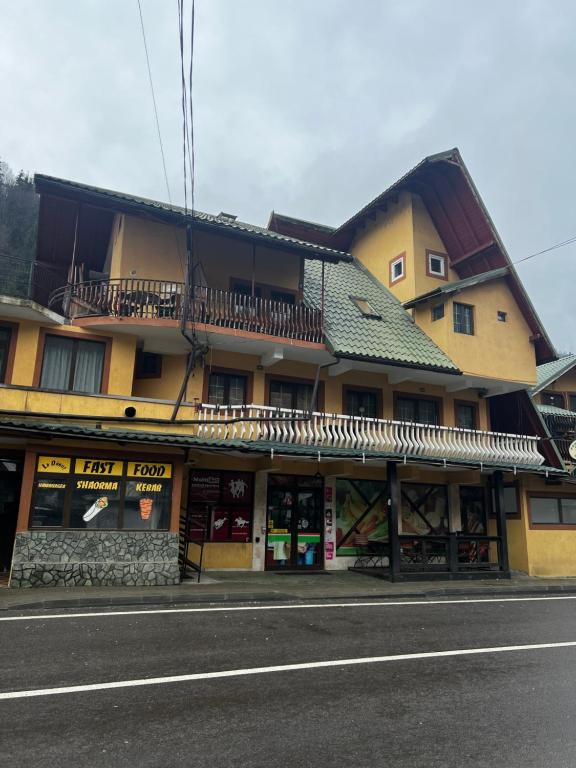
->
[533,355,576,395]
[34,174,352,263]
[403,267,509,309]
[304,258,459,373]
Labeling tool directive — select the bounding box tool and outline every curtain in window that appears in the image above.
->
[418,400,439,425]
[40,336,73,390]
[73,341,104,393]
[396,398,416,422]
[270,382,293,409]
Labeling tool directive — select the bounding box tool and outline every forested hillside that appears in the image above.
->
[0,159,38,261]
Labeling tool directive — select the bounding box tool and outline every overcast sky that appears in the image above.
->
[1,0,574,351]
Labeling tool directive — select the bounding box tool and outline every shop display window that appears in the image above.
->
[187,470,253,543]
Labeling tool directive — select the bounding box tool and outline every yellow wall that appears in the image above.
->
[411,194,460,297]
[110,215,186,282]
[414,280,537,385]
[351,191,415,304]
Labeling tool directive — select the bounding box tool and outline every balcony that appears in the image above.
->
[194,404,545,468]
[0,255,66,322]
[49,278,324,344]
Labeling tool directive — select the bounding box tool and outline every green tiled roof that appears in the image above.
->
[533,355,576,394]
[403,267,509,309]
[537,404,576,417]
[34,174,351,263]
[304,258,459,373]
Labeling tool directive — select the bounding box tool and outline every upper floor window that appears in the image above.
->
[389,253,406,285]
[568,394,576,412]
[39,334,105,394]
[269,379,314,411]
[0,325,13,383]
[426,251,447,279]
[271,290,295,305]
[395,395,439,426]
[134,351,162,379]
[431,304,445,322]
[207,372,247,407]
[453,302,474,335]
[345,388,380,418]
[497,311,507,322]
[455,402,477,430]
[541,391,565,409]
[350,296,382,320]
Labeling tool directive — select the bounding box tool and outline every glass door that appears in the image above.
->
[266,476,324,569]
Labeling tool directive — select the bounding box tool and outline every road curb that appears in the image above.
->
[3,583,576,612]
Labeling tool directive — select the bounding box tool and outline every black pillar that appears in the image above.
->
[387,461,401,581]
[493,470,510,573]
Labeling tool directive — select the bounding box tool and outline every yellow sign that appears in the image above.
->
[127,462,172,479]
[38,481,67,489]
[37,456,71,474]
[74,459,124,476]
[75,479,119,491]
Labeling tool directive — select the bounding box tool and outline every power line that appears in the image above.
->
[136,0,172,205]
[511,235,576,267]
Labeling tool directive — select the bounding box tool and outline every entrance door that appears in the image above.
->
[266,476,323,569]
[0,458,22,577]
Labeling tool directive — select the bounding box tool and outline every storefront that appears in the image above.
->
[10,448,182,588]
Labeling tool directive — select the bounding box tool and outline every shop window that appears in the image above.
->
[187,470,253,542]
[135,351,162,379]
[426,251,447,279]
[0,325,13,383]
[389,253,406,285]
[207,372,247,406]
[350,297,382,320]
[400,483,449,535]
[39,335,105,394]
[531,496,576,526]
[395,395,439,426]
[453,302,474,335]
[269,379,314,411]
[30,456,172,530]
[344,388,380,418]
[541,391,565,409]
[335,479,388,556]
[455,402,477,430]
[459,487,487,534]
[431,304,445,322]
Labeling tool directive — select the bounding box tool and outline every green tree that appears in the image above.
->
[0,158,39,261]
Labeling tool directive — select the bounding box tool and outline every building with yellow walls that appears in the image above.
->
[0,148,573,587]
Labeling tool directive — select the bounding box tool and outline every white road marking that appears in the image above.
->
[1,594,576,622]
[1,640,575,701]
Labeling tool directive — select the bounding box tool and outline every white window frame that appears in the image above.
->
[389,254,405,285]
[427,251,447,278]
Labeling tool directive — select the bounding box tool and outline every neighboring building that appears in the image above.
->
[531,354,576,467]
[0,148,573,586]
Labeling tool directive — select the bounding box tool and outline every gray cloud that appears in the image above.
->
[1,0,574,350]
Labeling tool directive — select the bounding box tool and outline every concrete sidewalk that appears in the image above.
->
[3,570,576,611]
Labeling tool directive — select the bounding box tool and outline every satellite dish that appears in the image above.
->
[569,442,576,461]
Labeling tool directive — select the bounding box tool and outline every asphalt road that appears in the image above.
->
[2,596,576,767]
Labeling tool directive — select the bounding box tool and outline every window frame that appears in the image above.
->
[529,493,576,529]
[393,392,442,426]
[431,303,445,322]
[497,310,507,323]
[453,302,475,336]
[202,366,253,406]
[134,351,162,379]
[568,393,576,412]
[349,296,382,320]
[266,374,324,412]
[0,321,17,384]
[454,400,479,430]
[389,253,406,286]
[34,329,110,394]
[541,391,566,409]
[425,250,448,281]
[342,386,382,419]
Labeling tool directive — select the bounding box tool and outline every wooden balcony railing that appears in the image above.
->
[49,278,323,342]
[194,404,545,467]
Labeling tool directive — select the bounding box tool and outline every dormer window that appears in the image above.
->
[350,296,382,320]
[389,253,406,285]
[426,250,447,279]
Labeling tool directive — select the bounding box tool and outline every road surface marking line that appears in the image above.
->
[1,641,576,701]
[2,594,576,622]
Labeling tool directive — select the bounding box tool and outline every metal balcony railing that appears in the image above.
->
[0,254,65,308]
[194,404,545,467]
[49,278,323,343]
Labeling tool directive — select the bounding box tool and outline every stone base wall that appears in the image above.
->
[10,531,180,588]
